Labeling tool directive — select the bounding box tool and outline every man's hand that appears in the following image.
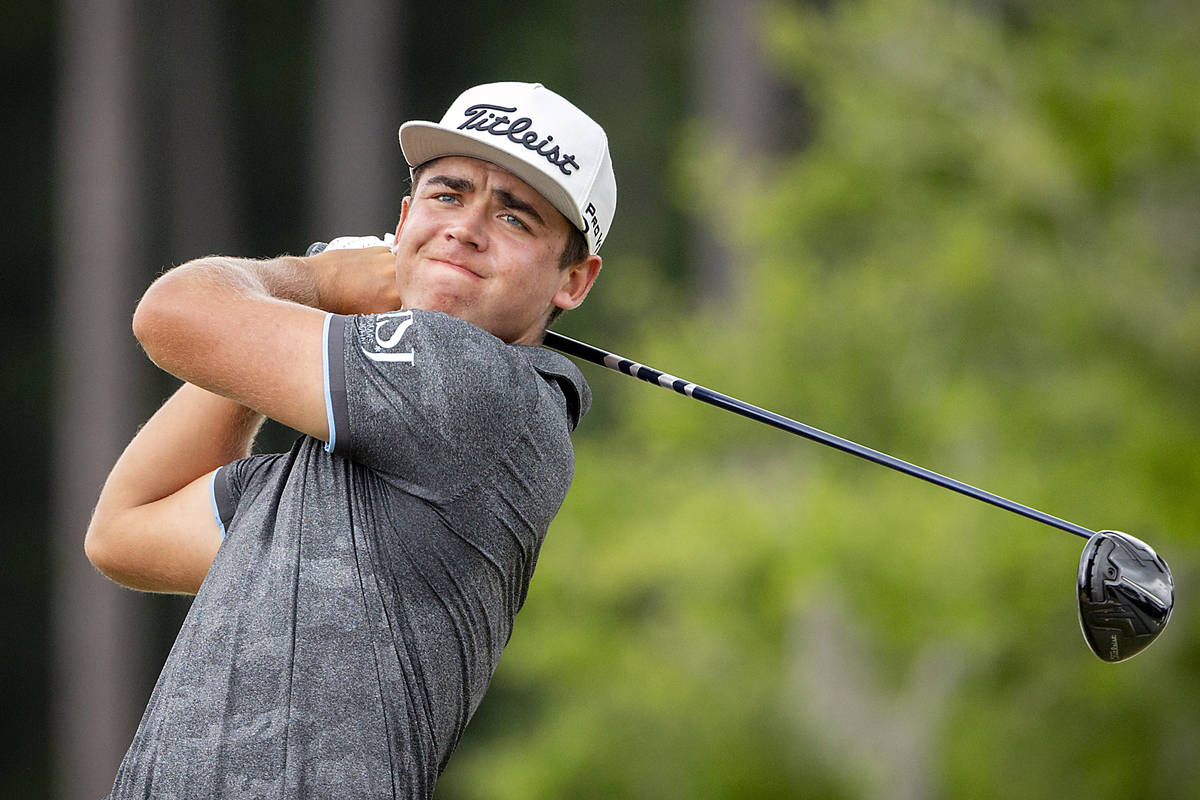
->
[306,243,402,315]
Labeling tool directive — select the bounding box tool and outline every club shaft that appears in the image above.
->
[544,330,1095,540]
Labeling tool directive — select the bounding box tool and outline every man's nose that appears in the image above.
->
[444,203,488,250]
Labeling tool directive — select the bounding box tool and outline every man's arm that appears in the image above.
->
[131,250,400,437]
[86,246,400,593]
[85,384,263,593]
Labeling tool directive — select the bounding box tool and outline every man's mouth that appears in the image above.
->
[428,258,484,280]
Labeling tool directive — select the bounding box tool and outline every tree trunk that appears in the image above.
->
[162,0,240,260]
[311,0,405,237]
[691,0,779,302]
[50,0,146,796]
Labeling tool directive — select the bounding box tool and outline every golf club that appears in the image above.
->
[543,330,1174,663]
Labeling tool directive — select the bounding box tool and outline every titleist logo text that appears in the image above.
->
[458,103,581,176]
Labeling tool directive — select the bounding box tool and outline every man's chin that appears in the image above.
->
[397,292,535,342]
[400,285,471,314]
[405,298,496,334]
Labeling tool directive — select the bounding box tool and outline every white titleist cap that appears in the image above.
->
[399,82,616,253]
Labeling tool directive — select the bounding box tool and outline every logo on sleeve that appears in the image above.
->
[363,311,415,363]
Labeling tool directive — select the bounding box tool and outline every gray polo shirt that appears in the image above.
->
[108,310,590,799]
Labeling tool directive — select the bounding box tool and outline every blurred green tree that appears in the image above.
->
[438,0,1200,797]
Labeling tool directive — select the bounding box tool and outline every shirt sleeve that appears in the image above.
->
[209,467,235,540]
[207,453,286,540]
[323,310,540,501]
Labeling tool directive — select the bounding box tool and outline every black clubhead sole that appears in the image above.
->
[1078,531,1174,662]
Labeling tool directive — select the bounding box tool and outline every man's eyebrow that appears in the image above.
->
[493,188,546,227]
[422,174,547,228]
[424,175,474,193]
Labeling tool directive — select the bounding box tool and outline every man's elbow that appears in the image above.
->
[84,517,154,590]
[130,290,154,350]
[131,270,219,379]
[83,516,121,582]
[131,275,181,356]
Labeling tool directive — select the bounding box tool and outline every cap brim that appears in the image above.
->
[399,121,587,237]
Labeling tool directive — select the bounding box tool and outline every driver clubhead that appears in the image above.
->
[1077,530,1173,662]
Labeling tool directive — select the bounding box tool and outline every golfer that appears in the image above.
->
[85,81,616,798]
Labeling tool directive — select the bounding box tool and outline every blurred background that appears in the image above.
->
[6,0,1200,797]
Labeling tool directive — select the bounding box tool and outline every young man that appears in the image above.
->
[86,82,616,798]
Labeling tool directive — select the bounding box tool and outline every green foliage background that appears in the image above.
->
[437,1,1200,797]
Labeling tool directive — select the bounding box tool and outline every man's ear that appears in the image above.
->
[553,254,603,311]
[394,196,411,244]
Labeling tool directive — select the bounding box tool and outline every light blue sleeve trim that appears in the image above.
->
[322,312,336,453]
[209,470,227,541]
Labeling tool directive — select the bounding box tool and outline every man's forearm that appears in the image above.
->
[128,252,336,438]
[132,255,321,374]
[85,382,265,592]
[164,255,321,307]
[131,249,399,418]
[134,248,401,346]
[91,383,263,520]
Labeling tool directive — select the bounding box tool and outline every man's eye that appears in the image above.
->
[501,213,528,230]
[434,193,456,203]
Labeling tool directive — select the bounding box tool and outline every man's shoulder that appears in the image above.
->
[340,309,591,431]
[515,343,591,431]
